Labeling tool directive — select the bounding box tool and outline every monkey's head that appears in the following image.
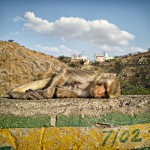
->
[90,76,120,98]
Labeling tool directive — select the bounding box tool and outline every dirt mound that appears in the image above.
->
[0,41,65,96]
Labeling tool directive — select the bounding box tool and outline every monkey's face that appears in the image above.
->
[93,83,108,98]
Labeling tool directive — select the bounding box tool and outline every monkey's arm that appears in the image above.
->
[8,78,51,99]
[54,86,79,98]
[36,67,67,98]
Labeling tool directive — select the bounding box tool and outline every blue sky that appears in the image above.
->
[0,0,150,60]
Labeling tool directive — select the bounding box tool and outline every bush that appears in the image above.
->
[121,80,150,95]
[8,39,14,42]
[109,61,124,74]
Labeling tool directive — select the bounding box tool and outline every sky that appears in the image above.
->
[0,0,150,60]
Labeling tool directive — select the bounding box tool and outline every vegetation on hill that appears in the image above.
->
[107,53,150,94]
[59,52,150,95]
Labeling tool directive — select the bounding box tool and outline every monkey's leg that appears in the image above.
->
[9,67,67,99]
[34,67,67,99]
[8,78,51,99]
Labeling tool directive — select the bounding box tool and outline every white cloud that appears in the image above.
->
[36,44,80,57]
[10,32,20,35]
[129,46,146,53]
[24,11,135,48]
[24,12,54,34]
[99,45,146,56]
[23,11,146,57]
[37,44,60,52]
[13,16,24,22]
[7,32,21,37]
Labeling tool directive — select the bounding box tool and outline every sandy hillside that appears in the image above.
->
[0,41,66,96]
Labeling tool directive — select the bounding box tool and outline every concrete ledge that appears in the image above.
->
[0,124,150,150]
[0,95,150,127]
[0,95,150,117]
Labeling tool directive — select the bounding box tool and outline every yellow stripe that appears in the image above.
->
[0,129,17,149]
[39,127,46,150]
[0,123,150,150]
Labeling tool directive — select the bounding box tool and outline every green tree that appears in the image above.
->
[113,61,123,74]
[8,39,14,42]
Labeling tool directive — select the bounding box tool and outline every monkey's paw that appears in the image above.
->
[24,89,44,100]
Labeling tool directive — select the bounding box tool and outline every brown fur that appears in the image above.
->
[9,67,120,99]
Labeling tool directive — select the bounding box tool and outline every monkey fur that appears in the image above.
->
[9,67,120,99]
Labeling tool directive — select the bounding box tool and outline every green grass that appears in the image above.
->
[0,115,51,128]
[0,113,150,128]
[57,113,150,127]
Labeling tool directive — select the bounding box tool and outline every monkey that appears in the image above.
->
[8,67,120,99]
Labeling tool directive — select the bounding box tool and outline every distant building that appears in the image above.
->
[104,52,114,60]
[96,55,105,62]
[71,55,90,64]
[96,52,114,62]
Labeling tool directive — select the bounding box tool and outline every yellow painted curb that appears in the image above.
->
[0,123,150,150]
